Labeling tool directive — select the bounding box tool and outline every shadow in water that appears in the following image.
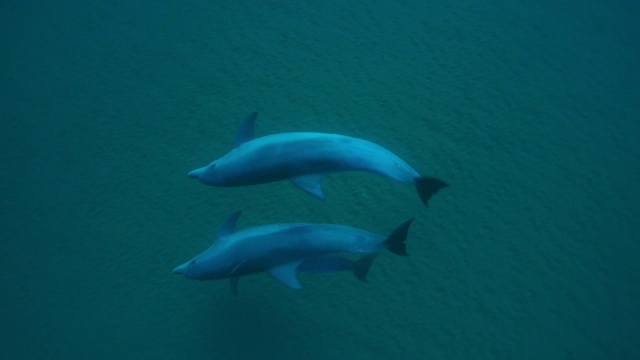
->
[198,291,302,360]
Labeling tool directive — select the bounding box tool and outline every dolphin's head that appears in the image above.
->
[173,258,215,280]
[173,251,234,280]
[173,258,201,279]
[188,161,221,185]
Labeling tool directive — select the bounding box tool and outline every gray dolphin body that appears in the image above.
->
[188,113,447,206]
[173,212,413,295]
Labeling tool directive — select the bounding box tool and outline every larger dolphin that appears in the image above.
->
[173,211,414,295]
[188,113,448,206]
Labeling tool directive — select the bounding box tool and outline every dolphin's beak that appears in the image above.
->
[188,167,205,179]
[173,262,189,275]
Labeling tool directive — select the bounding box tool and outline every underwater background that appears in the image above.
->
[1,1,638,359]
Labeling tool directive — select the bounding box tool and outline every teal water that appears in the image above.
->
[2,1,638,359]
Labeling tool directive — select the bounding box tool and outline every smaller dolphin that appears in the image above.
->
[188,113,448,207]
[173,212,414,295]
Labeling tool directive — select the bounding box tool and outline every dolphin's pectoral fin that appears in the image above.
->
[230,277,240,297]
[298,255,354,273]
[268,262,303,289]
[290,174,325,200]
[235,112,258,148]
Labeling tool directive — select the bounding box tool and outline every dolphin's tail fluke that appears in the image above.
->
[383,218,414,256]
[352,219,414,281]
[415,176,448,207]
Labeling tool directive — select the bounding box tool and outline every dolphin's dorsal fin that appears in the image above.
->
[290,174,325,200]
[216,211,242,241]
[268,261,303,289]
[235,112,258,148]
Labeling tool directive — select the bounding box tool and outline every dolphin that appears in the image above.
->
[188,112,448,207]
[173,211,414,295]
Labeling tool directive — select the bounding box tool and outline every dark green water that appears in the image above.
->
[2,1,638,359]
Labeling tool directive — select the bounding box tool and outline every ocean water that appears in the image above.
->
[1,1,638,359]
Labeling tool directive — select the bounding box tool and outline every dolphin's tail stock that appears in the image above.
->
[383,218,414,256]
[415,176,448,207]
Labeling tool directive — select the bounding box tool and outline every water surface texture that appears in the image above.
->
[1,1,638,359]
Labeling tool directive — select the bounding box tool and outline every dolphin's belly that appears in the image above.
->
[216,133,419,185]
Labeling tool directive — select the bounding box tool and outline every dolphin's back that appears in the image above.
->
[220,223,385,260]
[213,133,420,185]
